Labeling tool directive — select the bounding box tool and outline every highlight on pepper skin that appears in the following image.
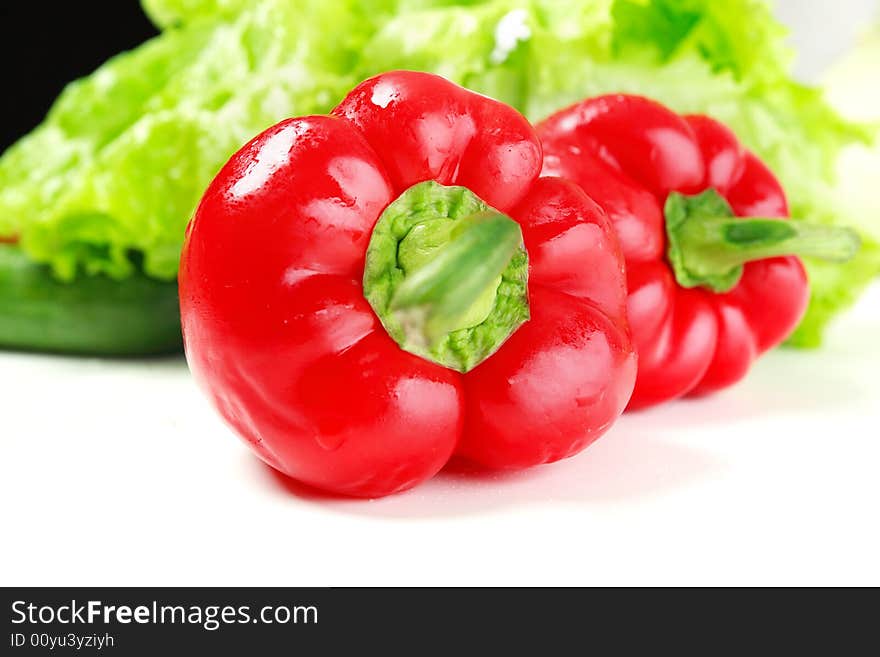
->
[179,71,637,498]
[537,94,859,411]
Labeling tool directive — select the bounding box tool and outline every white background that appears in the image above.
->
[1,285,878,586]
[1,1,878,586]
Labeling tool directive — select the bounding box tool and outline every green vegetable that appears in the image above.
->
[141,0,253,28]
[0,244,180,355]
[357,0,878,345]
[0,0,395,282]
[141,0,487,28]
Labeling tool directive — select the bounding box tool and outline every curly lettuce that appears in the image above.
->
[140,0,488,29]
[0,0,386,281]
[141,0,252,28]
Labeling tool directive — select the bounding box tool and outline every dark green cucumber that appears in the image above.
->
[0,244,182,355]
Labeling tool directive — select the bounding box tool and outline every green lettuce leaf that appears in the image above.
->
[806,22,880,345]
[357,0,878,346]
[1,0,383,280]
[141,0,487,29]
[142,0,253,29]
[0,0,484,281]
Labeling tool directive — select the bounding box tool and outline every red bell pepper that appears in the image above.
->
[180,72,636,497]
[538,95,858,410]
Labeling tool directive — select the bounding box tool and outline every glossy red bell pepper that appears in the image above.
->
[180,72,636,497]
[538,95,858,410]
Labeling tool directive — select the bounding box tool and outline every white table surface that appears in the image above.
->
[2,282,878,587]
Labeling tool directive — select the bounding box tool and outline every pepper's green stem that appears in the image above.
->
[362,181,530,373]
[391,211,523,345]
[666,189,860,293]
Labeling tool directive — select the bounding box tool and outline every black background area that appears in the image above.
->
[1,2,158,151]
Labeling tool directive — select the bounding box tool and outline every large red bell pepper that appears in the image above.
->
[180,72,636,497]
[538,95,858,410]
